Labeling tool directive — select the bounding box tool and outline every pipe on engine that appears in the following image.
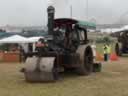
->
[47,6,55,35]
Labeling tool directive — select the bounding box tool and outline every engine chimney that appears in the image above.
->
[47,6,55,35]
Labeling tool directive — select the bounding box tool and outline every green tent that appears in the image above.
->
[0,32,13,39]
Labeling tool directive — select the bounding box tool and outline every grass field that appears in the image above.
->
[0,57,128,96]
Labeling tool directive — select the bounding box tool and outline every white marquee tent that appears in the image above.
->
[0,35,45,52]
[112,25,128,33]
[0,35,32,44]
[28,36,44,43]
[122,25,128,30]
[0,35,45,44]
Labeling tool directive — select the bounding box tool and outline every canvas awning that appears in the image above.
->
[77,21,96,29]
[54,18,96,29]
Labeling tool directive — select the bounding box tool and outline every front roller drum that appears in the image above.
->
[24,57,58,82]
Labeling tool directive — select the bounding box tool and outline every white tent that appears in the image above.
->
[111,28,124,33]
[112,25,128,33]
[0,35,32,43]
[122,25,128,30]
[28,36,44,43]
[0,35,45,53]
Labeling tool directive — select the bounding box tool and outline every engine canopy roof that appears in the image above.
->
[54,18,96,29]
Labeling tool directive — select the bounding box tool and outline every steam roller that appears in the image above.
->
[22,5,101,82]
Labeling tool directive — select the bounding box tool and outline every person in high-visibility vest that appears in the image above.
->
[103,44,108,61]
[107,44,111,60]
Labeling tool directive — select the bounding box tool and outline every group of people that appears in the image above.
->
[103,44,111,61]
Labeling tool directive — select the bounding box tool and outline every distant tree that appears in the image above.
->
[103,36,111,43]
[96,36,114,43]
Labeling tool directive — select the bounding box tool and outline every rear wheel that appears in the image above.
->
[115,43,122,56]
[77,46,93,75]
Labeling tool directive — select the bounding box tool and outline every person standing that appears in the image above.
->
[107,44,111,60]
[35,39,45,52]
[103,44,108,61]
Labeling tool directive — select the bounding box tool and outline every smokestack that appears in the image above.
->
[47,6,55,35]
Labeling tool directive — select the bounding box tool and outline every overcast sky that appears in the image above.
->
[0,0,127,26]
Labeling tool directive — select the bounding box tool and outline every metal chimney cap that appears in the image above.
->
[47,6,55,13]
[47,6,55,10]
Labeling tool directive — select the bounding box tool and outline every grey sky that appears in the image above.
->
[0,0,127,26]
[54,0,128,24]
